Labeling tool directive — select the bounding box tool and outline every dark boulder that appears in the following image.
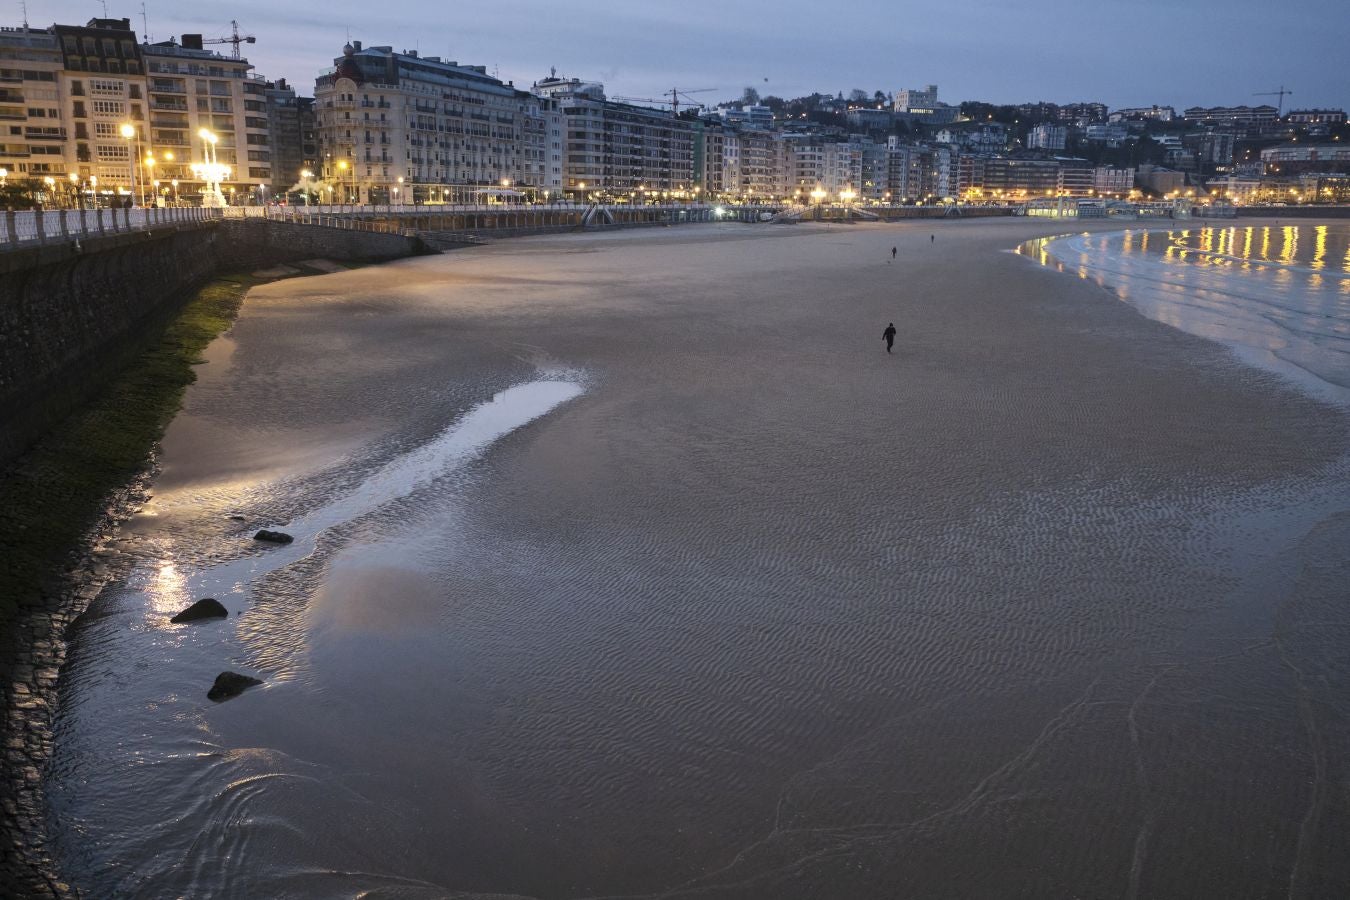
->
[207,671,263,702]
[169,598,228,623]
[253,529,294,544]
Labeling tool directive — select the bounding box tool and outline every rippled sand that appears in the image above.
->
[48,219,1350,898]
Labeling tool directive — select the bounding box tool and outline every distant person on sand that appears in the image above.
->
[930,234,935,243]
[891,246,897,260]
[883,322,897,353]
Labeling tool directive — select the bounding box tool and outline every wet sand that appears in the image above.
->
[48,219,1350,898]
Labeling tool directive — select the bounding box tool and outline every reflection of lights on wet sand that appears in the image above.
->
[1313,225,1327,270]
[149,561,190,616]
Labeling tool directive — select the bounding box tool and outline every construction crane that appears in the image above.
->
[1254,86,1293,116]
[611,87,718,116]
[203,20,256,59]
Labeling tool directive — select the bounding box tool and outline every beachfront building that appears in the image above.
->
[1056,158,1095,196]
[1260,143,1350,175]
[1135,164,1185,196]
[0,16,280,206]
[141,35,273,205]
[265,78,317,196]
[1093,166,1135,196]
[533,75,695,199]
[886,140,944,202]
[316,43,563,205]
[0,24,70,198]
[734,128,787,201]
[785,134,861,200]
[1298,173,1350,203]
[855,136,888,201]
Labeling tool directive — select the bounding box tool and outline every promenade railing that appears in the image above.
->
[0,206,222,250]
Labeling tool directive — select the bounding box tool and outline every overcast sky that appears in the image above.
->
[32,0,1350,112]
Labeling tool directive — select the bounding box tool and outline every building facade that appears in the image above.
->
[142,35,272,203]
[1027,124,1067,151]
[265,78,317,195]
[316,43,563,204]
[0,17,279,207]
[533,75,694,198]
[1093,166,1135,196]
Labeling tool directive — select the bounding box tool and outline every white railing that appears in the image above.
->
[0,206,222,249]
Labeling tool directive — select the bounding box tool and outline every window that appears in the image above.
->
[91,100,124,115]
[91,78,122,94]
[96,143,129,159]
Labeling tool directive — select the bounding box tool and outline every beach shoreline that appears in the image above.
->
[23,217,1350,898]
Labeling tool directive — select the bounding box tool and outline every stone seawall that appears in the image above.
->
[0,220,426,465]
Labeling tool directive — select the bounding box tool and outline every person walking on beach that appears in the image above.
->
[891,246,897,260]
[930,234,935,244]
[883,322,897,353]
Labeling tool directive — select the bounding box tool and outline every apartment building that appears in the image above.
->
[265,78,317,195]
[784,135,861,198]
[886,140,944,201]
[1027,123,1067,151]
[316,43,563,204]
[533,75,694,197]
[142,35,272,202]
[0,17,277,206]
[740,129,786,200]
[0,25,68,191]
[1093,166,1135,196]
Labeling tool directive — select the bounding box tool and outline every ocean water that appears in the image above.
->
[43,223,1350,899]
[1021,224,1350,403]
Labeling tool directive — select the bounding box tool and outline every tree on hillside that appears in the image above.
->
[741,87,761,106]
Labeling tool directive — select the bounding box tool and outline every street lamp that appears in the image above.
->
[397,174,404,206]
[120,123,139,206]
[301,169,314,206]
[89,174,98,208]
[68,171,80,208]
[337,159,349,204]
[171,179,179,205]
[192,128,227,207]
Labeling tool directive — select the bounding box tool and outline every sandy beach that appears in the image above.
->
[47,218,1350,898]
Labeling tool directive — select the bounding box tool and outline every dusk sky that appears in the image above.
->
[34,0,1350,112]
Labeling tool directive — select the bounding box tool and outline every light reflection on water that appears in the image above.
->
[1016,224,1350,403]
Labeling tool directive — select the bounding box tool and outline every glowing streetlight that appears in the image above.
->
[191,129,228,207]
[301,169,314,206]
[120,123,139,205]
